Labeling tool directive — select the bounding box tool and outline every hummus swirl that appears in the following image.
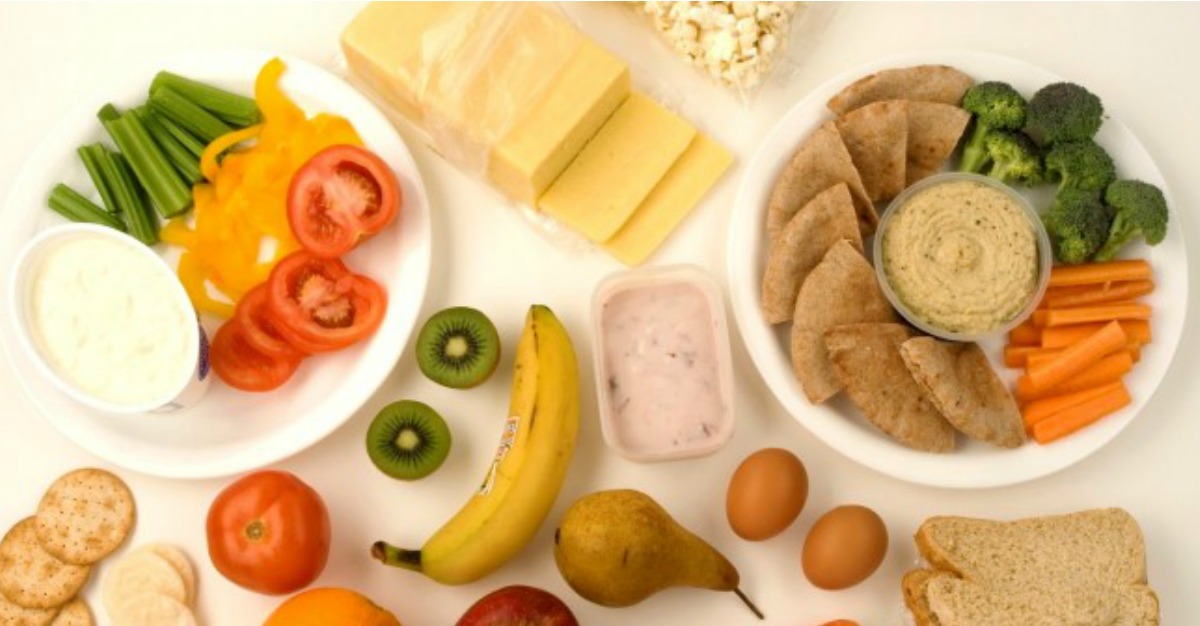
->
[881,180,1038,333]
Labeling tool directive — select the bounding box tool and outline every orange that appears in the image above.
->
[263,587,402,626]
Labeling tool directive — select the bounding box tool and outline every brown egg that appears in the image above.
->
[801,505,888,590]
[725,447,808,541]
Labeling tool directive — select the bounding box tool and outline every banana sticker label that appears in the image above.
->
[479,415,521,495]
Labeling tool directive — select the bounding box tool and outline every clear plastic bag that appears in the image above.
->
[634,1,836,107]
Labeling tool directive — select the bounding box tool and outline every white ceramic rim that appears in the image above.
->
[8,223,202,414]
[591,264,736,462]
[872,172,1053,342]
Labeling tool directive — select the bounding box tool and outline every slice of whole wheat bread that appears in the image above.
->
[904,509,1158,626]
[916,508,1147,587]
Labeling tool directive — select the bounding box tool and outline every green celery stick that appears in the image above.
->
[48,184,126,231]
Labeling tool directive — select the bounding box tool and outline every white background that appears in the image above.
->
[2,3,1198,625]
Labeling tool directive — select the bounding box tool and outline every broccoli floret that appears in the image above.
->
[1043,189,1112,264]
[1023,82,1104,146]
[984,131,1044,186]
[1093,179,1169,261]
[957,81,1027,174]
[1044,139,1116,192]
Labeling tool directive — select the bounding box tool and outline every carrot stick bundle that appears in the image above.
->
[1022,382,1126,429]
[1031,383,1132,444]
[1016,351,1135,403]
[1022,321,1127,394]
[1041,320,1151,348]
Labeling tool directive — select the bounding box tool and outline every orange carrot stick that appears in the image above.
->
[1042,320,1151,348]
[1023,321,1126,393]
[1016,351,1134,403]
[1026,344,1140,370]
[1022,381,1125,429]
[1008,321,1041,346]
[1048,260,1152,288]
[1045,280,1154,309]
[1004,345,1049,368]
[1031,383,1132,444]
[1042,304,1151,327]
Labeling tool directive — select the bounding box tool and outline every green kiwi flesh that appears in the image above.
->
[366,400,452,480]
[416,306,500,388]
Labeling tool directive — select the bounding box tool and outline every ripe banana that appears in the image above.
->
[372,305,580,584]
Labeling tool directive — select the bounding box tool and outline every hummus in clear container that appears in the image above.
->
[592,265,734,461]
[875,173,1050,340]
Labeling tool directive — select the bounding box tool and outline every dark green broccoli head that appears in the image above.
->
[984,131,1044,186]
[1043,189,1111,264]
[1094,179,1169,261]
[957,82,1029,174]
[961,81,1027,130]
[1044,139,1116,191]
[1023,82,1104,146]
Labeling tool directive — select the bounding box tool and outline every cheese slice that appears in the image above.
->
[341,2,630,204]
[489,39,629,204]
[604,134,733,266]
[538,93,697,243]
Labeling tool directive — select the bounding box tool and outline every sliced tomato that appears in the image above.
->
[287,144,400,258]
[235,284,306,361]
[266,251,387,353]
[210,318,302,392]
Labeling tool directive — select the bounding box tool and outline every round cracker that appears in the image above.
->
[108,593,196,626]
[0,518,91,610]
[0,591,60,626]
[102,550,187,618]
[50,599,93,626]
[36,468,136,565]
[134,544,195,607]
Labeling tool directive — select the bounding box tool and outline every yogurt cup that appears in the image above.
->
[8,224,211,415]
[591,264,735,462]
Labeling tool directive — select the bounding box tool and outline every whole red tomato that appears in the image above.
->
[206,470,331,595]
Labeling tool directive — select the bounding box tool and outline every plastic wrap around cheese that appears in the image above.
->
[342,2,631,204]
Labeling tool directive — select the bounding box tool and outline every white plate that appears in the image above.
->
[727,50,1188,488]
[0,50,432,479]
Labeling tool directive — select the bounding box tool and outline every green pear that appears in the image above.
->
[553,489,762,619]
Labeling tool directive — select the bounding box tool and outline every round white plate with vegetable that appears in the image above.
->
[727,50,1187,489]
[0,50,432,479]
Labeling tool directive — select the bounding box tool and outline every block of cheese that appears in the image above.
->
[341,2,631,204]
[538,92,698,243]
[604,134,733,265]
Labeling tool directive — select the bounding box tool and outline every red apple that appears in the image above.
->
[456,585,579,626]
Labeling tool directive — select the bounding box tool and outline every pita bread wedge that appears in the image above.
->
[791,241,897,403]
[835,100,908,202]
[827,64,975,116]
[824,323,956,452]
[907,102,972,185]
[762,183,863,324]
[900,337,1025,448]
[767,121,876,242]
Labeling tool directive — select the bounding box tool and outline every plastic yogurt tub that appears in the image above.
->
[591,264,735,462]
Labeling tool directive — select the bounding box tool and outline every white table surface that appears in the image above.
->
[2,3,1199,625]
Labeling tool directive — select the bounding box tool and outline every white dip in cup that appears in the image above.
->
[8,224,210,414]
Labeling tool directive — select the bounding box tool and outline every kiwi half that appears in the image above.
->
[415,306,500,389]
[366,400,452,480]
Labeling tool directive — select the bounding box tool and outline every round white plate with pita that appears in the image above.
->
[726,50,1187,488]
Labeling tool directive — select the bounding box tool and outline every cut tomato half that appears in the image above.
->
[287,144,400,258]
[210,317,302,392]
[235,284,306,361]
[266,251,387,353]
